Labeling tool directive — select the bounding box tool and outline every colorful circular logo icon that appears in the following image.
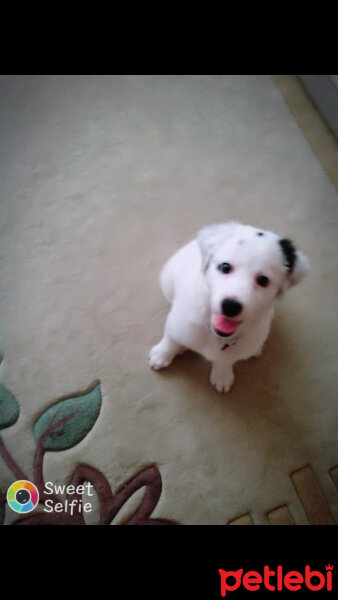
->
[7,480,39,513]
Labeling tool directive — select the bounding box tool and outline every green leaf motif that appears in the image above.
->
[0,384,20,430]
[33,383,102,451]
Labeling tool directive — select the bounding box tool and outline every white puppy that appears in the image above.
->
[149,222,310,393]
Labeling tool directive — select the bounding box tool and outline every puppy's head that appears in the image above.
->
[197,222,310,338]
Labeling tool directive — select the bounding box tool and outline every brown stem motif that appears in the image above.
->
[33,410,77,505]
[0,434,29,481]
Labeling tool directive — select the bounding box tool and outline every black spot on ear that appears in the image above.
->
[279,238,297,273]
[256,231,264,236]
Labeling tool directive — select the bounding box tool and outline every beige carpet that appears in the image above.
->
[0,75,337,525]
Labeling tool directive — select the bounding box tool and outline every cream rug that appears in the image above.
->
[0,75,337,525]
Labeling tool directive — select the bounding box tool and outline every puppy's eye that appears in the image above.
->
[217,262,232,274]
[256,275,270,287]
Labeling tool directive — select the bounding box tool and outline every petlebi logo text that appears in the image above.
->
[219,564,334,595]
[43,481,94,515]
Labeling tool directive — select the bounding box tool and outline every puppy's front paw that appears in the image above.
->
[210,365,234,393]
[149,343,172,370]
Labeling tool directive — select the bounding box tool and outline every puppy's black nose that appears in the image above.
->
[221,298,243,318]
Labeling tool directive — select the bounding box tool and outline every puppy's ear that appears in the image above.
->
[278,238,311,294]
[197,222,239,271]
[288,250,311,287]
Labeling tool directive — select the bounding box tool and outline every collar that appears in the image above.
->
[220,335,240,350]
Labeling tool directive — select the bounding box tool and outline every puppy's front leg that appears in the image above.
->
[210,360,235,393]
[149,335,183,370]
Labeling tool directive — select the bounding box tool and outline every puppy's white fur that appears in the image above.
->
[149,222,310,393]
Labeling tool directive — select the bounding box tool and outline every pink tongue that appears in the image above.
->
[214,314,240,335]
